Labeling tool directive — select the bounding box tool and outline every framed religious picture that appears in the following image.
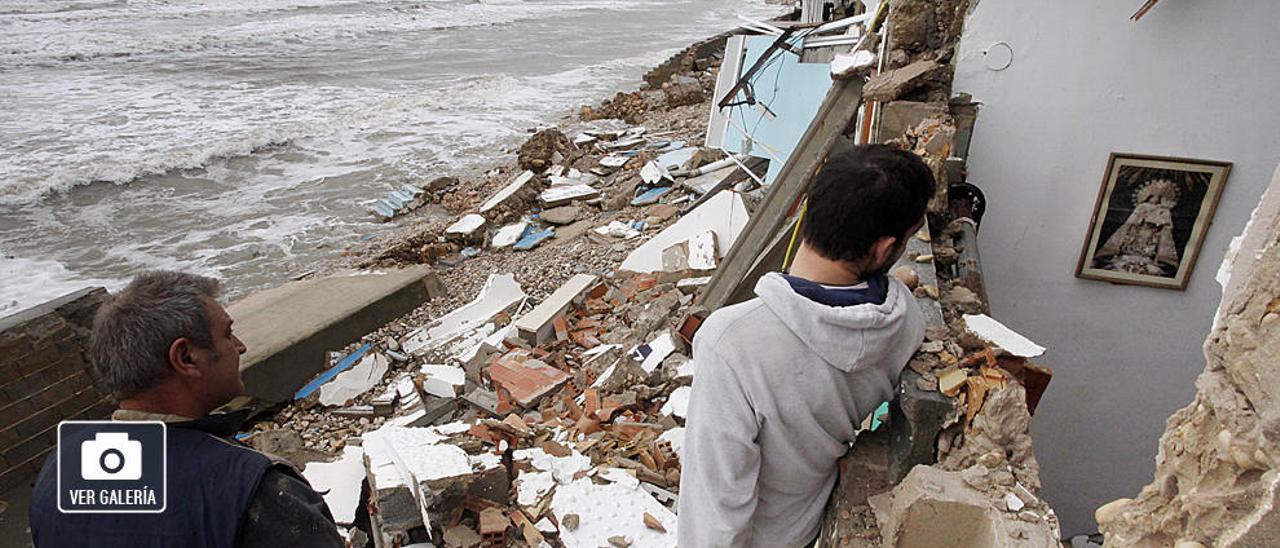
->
[1076,153,1232,290]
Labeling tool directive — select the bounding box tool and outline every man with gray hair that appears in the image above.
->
[28,271,344,548]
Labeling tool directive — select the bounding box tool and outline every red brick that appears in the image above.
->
[3,423,56,466]
[488,355,569,409]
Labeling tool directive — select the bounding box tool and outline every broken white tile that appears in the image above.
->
[402,273,525,355]
[540,184,600,208]
[552,478,677,548]
[516,470,556,506]
[583,343,621,358]
[589,362,617,389]
[319,352,390,407]
[599,155,628,168]
[395,374,420,408]
[420,364,465,398]
[675,357,695,380]
[655,147,699,172]
[492,222,530,248]
[676,276,712,295]
[621,190,749,273]
[480,170,535,213]
[640,161,664,185]
[633,332,675,373]
[445,214,487,237]
[962,314,1046,358]
[686,230,718,270]
[302,445,365,525]
[661,386,691,419]
[681,165,736,195]
[1005,492,1025,512]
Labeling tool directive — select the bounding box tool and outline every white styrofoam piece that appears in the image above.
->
[302,445,365,525]
[661,386,692,419]
[594,220,641,239]
[432,421,472,435]
[552,478,677,548]
[480,170,535,213]
[513,448,592,482]
[420,364,465,398]
[375,426,473,482]
[402,273,525,355]
[470,452,502,471]
[599,467,640,490]
[635,332,675,374]
[445,213,486,236]
[492,222,530,248]
[621,190,749,273]
[962,314,1047,358]
[516,470,556,506]
[319,352,389,407]
[395,374,420,408]
[658,427,685,459]
[447,322,496,363]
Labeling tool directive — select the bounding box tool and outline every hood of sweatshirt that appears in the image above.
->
[754,271,919,373]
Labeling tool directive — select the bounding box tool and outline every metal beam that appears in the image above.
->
[701,75,866,311]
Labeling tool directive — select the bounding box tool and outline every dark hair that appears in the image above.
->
[802,144,936,262]
[89,271,221,400]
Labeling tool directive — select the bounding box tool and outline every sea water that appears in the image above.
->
[0,0,784,314]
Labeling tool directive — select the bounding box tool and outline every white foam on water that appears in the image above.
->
[0,254,123,316]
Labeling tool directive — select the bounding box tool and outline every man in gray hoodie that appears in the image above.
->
[677,144,935,547]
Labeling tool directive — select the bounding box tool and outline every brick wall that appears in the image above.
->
[0,287,113,492]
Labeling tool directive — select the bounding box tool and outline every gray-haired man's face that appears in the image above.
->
[194,296,247,407]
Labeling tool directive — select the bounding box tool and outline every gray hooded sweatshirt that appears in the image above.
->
[677,272,924,548]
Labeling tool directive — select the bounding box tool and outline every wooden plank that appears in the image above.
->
[701,75,866,311]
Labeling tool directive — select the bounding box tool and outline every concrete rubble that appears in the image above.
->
[1096,167,1280,547]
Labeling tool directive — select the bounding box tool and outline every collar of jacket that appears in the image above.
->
[112,407,254,438]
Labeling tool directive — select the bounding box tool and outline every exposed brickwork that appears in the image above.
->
[0,287,111,492]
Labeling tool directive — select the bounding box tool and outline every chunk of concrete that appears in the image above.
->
[541,205,581,226]
[862,60,940,102]
[661,386,691,419]
[402,273,524,356]
[232,267,441,403]
[513,274,597,345]
[875,465,1060,547]
[620,190,749,273]
[480,170,536,213]
[420,364,465,399]
[445,214,488,243]
[681,166,736,195]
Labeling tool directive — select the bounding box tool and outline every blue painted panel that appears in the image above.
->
[721,36,833,184]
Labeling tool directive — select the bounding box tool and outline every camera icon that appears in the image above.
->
[80,432,143,481]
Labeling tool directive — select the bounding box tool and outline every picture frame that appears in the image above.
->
[1076,153,1232,290]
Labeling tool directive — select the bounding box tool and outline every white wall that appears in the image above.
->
[951,0,1280,535]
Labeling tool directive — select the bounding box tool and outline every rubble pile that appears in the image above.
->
[1096,170,1280,546]
[241,2,1069,545]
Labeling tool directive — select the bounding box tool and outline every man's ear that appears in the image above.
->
[871,235,899,269]
[168,338,203,379]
